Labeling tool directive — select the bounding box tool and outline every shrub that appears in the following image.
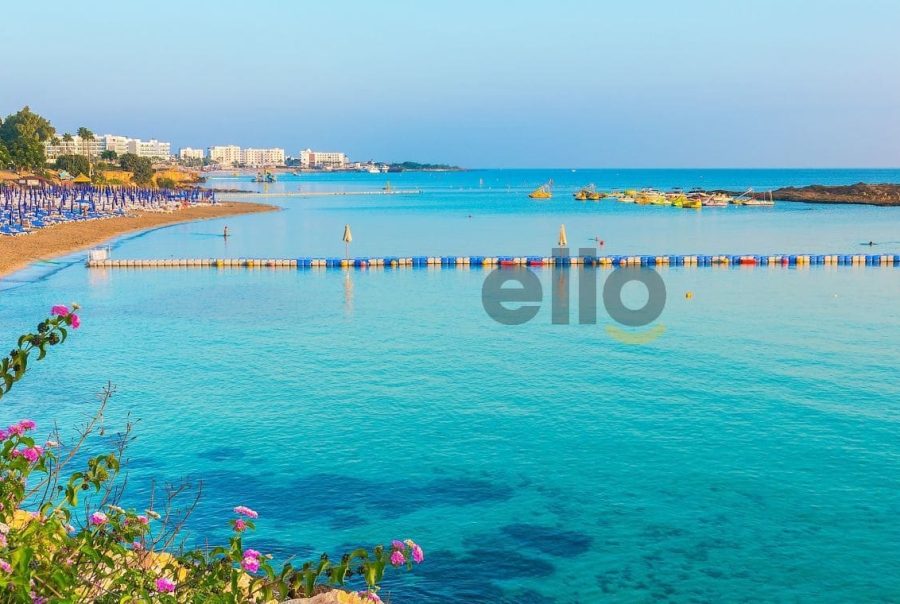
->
[1,307,422,602]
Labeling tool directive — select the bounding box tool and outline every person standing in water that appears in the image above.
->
[223,226,229,238]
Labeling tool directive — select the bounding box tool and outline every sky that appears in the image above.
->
[1,0,898,168]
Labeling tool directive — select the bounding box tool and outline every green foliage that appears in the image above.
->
[0,107,55,172]
[0,306,77,402]
[55,155,91,178]
[157,177,177,189]
[0,308,422,602]
[389,161,461,171]
[0,142,10,170]
[100,149,117,161]
[118,153,153,185]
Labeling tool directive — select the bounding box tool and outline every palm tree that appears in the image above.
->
[61,133,73,157]
[77,127,95,177]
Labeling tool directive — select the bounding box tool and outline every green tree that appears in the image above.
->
[55,154,91,177]
[0,106,56,171]
[0,142,11,169]
[77,126,95,176]
[100,149,117,161]
[119,152,153,185]
[61,132,73,142]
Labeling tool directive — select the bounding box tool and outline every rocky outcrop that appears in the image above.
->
[754,183,900,206]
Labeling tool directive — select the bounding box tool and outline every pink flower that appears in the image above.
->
[357,591,384,603]
[18,420,35,431]
[243,548,261,560]
[51,305,69,317]
[155,577,176,593]
[136,515,149,525]
[22,446,43,463]
[241,556,260,573]
[0,559,10,573]
[90,512,107,526]
[132,541,144,551]
[0,534,6,548]
[234,518,247,531]
[411,544,424,564]
[391,540,405,550]
[7,424,24,437]
[390,550,406,566]
[0,429,6,440]
[233,505,258,519]
[69,314,81,329]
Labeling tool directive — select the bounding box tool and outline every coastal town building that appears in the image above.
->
[241,148,286,167]
[179,147,206,161]
[207,145,242,167]
[126,139,171,159]
[207,145,285,167]
[44,134,172,160]
[300,149,347,169]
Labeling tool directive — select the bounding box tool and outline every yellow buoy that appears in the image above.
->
[685,291,694,299]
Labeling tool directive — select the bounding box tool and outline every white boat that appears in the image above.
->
[366,166,380,174]
[744,190,775,206]
[701,195,728,207]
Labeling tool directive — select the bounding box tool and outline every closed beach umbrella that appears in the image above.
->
[558,224,568,247]
[342,224,352,259]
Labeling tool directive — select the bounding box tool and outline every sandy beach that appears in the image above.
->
[0,201,277,279]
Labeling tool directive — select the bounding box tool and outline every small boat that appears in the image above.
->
[636,189,668,205]
[744,190,775,206]
[367,166,380,174]
[670,194,699,208]
[529,180,553,199]
[701,195,728,207]
[618,189,637,203]
[574,184,601,201]
[730,189,752,205]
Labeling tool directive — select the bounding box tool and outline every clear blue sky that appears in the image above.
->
[1,0,898,168]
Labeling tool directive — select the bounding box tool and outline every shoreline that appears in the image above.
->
[0,201,278,280]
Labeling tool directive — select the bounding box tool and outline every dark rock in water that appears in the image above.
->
[500,523,593,556]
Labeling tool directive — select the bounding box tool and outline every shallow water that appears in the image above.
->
[1,169,899,602]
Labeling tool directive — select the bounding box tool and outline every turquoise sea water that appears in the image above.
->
[2,169,900,602]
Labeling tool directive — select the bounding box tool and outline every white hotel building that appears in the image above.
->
[241,148,285,167]
[207,145,285,167]
[207,145,243,167]
[44,134,171,160]
[179,147,206,161]
[300,149,347,169]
